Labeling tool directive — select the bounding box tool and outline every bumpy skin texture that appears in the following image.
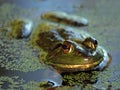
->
[36,28,87,51]
[41,11,89,26]
[31,23,110,72]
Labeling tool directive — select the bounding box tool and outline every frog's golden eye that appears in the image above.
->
[62,43,73,54]
[82,37,98,51]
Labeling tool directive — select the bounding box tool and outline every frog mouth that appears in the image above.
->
[49,61,101,72]
[46,46,111,72]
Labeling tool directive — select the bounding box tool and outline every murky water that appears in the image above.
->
[0,0,120,89]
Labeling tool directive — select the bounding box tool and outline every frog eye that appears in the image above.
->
[62,43,73,54]
[82,37,98,51]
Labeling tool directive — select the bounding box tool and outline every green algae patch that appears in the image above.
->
[22,81,43,90]
[0,0,120,89]
[0,76,24,89]
[39,81,53,88]
[7,19,24,39]
[48,86,74,90]
[62,71,98,86]
[7,19,33,39]
[61,66,120,89]
[0,76,44,90]
[0,30,46,72]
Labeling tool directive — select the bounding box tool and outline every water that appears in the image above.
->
[0,0,120,89]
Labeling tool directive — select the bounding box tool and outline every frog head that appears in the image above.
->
[45,37,104,72]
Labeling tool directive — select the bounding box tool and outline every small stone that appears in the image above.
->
[8,19,33,39]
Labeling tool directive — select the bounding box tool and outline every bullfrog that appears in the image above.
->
[31,11,111,73]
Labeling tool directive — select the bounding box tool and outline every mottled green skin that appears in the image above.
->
[36,26,89,51]
[33,23,105,72]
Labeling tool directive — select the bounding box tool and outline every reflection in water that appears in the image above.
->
[0,67,62,89]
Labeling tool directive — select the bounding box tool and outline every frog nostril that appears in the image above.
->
[94,40,98,45]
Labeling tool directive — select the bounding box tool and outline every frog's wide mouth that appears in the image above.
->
[48,61,101,71]
[46,46,111,72]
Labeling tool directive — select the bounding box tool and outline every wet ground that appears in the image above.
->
[0,0,120,89]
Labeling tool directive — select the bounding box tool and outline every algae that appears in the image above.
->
[7,19,25,39]
[62,71,98,86]
[0,76,44,90]
[0,0,120,89]
[0,28,46,72]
